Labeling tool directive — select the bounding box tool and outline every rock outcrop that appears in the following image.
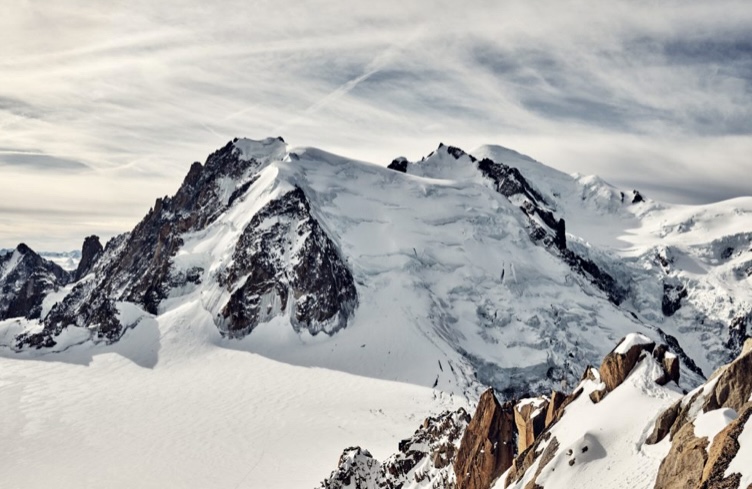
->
[387,157,409,173]
[651,338,752,489]
[544,391,566,428]
[319,447,381,488]
[654,422,709,489]
[599,334,656,392]
[73,235,103,281]
[700,403,752,489]
[454,389,515,489]
[218,186,358,337]
[648,338,752,445]
[653,344,681,386]
[319,409,470,489]
[514,397,550,454]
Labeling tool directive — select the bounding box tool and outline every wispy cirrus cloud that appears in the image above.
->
[1,0,751,249]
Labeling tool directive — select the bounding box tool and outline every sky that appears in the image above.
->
[1,0,751,251]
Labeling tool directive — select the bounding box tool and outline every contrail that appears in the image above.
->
[274,29,424,134]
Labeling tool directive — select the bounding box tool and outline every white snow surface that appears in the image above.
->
[693,408,737,448]
[0,301,466,489]
[614,333,653,355]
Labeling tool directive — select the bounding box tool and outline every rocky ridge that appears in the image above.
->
[318,409,470,489]
[320,335,752,489]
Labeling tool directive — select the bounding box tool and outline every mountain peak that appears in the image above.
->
[232,136,288,163]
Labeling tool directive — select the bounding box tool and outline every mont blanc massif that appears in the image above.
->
[1,137,751,489]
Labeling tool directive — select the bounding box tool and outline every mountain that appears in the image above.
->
[1,136,750,488]
[0,243,71,320]
[319,335,752,489]
[2,137,751,395]
[1,248,83,271]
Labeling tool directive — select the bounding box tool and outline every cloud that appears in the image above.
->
[0,0,751,248]
[0,151,89,171]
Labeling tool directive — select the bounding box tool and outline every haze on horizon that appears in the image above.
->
[1,0,751,251]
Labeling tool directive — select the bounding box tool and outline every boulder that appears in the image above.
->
[589,388,608,404]
[455,389,515,489]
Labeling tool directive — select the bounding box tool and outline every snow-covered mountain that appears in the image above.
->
[1,248,82,271]
[3,137,749,394]
[0,137,750,488]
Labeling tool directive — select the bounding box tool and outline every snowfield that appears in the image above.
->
[0,302,466,488]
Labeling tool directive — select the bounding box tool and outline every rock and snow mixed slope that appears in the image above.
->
[320,336,752,489]
[2,136,751,395]
[1,136,751,488]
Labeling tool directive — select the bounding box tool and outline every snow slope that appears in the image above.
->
[0,301,465,489]
[501,355,682,489]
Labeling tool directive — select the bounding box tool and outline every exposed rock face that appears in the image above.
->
[654,422,709,489]
[387,157,409,173]
[505,432,558,489]
[727,313,750,358]
[544,391,566,428]
[319,409,470,489]
[654,402,752,489]
[474,153,625,305]
[649,339,752,488]
[219,186,358,337]
[514,397,550,454]
[653,344,681,386]
[454,389,515,489]
[646,400,681,445]
[701,402,752,489]
[0,243,70,320]
[73,235,103,281]
[662,282,687,317]
[702,341,752,414]
[599,334,656,393]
